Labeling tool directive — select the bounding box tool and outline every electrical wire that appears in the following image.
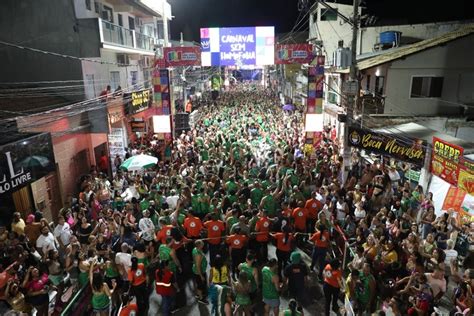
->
[0,39,135,66]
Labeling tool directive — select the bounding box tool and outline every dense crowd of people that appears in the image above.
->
[0,83,473,316]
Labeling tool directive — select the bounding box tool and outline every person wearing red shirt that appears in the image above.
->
[183,212,203,239]
[155,260,179,315]
[309,225,330,279]
[292,202,308,233]
[128,257,147,315]
[226,227,248,280]
[323,259,343,316]
[204,213,225,264]
[305,191,322,234]
[270,225,295,278]
[254,210,271,263]
[156,220,174,244]
[119,294,138,316]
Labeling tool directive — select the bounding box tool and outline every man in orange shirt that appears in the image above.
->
[305,191,322,234]
[309,224,330,280]
[226,227,248,280]
[156,219,174,244]
[292,201,308,247]
[254,210,271,263]
[270,225,294,278]
[323,259,343,315]
[183,211,203,239]
[204,213,225,264]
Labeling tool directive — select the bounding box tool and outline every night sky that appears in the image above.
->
[168,0,474,42]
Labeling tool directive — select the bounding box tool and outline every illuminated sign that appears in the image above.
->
[200,26,275,66]
[164,47,201,67]
[275,44,314,64]
[124,89,152,115]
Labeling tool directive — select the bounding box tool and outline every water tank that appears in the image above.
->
[379,31,402,47]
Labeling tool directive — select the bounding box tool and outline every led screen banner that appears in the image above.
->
[275,44,314,64]
[200,26,275,66]
[164,47,201,67]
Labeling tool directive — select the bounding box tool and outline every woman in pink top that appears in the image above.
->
[22,266,50,316]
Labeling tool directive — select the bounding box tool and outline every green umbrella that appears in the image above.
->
[120,154,158,171]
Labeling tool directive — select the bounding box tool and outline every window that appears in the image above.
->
[128,17,135,30]
[320,8,338,21]
[85,0,91,10]
[157,20,164,40]
[118,14,123,27]
[110,71,120,91]
[366,75,371,91]
[130,71,138,86]
[102,5,113,23]
[410,76,444,98]
[375,76,384,95]
[94,1,100,13]
[143,70,150,88]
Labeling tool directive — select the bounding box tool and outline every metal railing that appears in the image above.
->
[100,19,155,51]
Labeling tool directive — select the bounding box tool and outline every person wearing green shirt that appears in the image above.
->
[238,253,258,294]
[250,182,264,207]
[225,177,238,194]
[260,192,277,217]
[159,241,180,274]
[192,240,209,304]
[262,259,280,315]
[282,299,303,316]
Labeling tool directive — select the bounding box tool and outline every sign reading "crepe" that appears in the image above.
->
[347,126,426,165]
[431,137,464,187]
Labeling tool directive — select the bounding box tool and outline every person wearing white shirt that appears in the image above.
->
[138,210,155,242]
[36,226,58,257]
[121,184,139,202]
[166,190,179,209]
[354,202,367,221]
[425,267,447,300]
[53,216,73,248]
[444,239,458,268]
[115,243,132,279]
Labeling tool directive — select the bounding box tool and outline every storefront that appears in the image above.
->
[428,137,474,221]
[0,132,59,224]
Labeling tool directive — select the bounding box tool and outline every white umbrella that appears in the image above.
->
[119,154,158,171]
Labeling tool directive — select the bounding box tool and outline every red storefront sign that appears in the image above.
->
[431,137,464,186]
[164,47,201,67]
[275,44,314,64]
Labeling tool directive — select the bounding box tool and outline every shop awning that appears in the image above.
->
[375,122,474,154]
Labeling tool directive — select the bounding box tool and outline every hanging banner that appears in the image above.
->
[458,157,474,195]
[442,186,467,211]
[124,89,152,115]
[275,44,314,64]
[153,69,171,115]
[347,126,426,165]
[164,46,201,67]
[431,137,464,187]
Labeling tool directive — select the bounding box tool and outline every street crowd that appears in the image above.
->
[0,83,473,316]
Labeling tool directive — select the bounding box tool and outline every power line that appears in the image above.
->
[0,39,137,67]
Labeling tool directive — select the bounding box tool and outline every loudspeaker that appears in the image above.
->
[337,113,347,122]
[174,113,190,133]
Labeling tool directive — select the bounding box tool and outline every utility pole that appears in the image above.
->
[342,0,359,183]
[180,32,186,112]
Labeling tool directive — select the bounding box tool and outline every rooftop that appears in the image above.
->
[337,23,474,73]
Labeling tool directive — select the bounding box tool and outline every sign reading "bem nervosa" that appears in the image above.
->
[124,89,152,115]
[347,126,426,165]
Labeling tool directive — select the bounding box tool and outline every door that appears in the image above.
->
[110,71,121,91]
[45,173,62,221]
[94,143,110,177]
[12,186,34,219]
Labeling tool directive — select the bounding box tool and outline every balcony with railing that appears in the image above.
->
[99,18,155,53]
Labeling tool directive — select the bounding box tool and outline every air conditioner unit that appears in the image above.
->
[116,54,129,66]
